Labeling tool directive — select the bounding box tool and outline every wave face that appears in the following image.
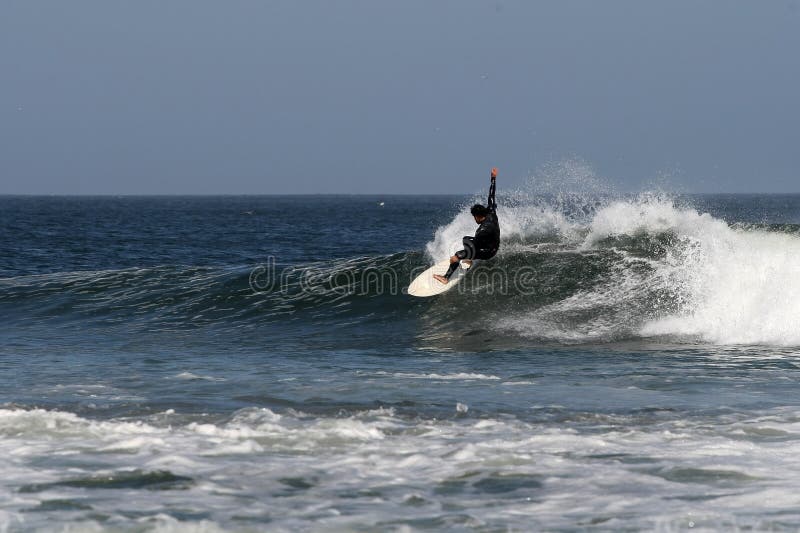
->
[2,194,800,346]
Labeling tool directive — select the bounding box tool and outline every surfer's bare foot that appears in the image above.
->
[433,274,449,284]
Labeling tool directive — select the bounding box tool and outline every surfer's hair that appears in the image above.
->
[471,204,489,217]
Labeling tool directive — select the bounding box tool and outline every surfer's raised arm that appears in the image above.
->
[488,167,498,213]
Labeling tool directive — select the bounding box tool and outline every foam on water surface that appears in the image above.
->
[3,405,800,531]
[424,190,800,346]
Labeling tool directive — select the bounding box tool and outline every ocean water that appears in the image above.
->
[3,192,800,531]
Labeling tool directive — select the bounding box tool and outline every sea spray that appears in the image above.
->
[427,187,800,346]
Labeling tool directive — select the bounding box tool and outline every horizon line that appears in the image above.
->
[2,191,800,198]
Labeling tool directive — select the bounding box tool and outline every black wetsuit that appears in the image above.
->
[444,179,500,279]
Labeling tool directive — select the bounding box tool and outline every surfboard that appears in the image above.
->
[407,259,473,297]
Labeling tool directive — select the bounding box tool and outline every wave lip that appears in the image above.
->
[587,197,800,346]
[640,225,800,346]
[454,194,800,347]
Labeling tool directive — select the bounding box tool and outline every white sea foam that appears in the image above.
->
[430,187,800,346]
[3,406,800,530]
[392,372,502,380]
[634,206,800,345]
[582,195,800,345]
[173,372,226,382]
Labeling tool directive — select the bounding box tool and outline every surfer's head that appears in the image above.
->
[470,204,489,223]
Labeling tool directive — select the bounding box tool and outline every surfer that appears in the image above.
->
[434,168,500,284]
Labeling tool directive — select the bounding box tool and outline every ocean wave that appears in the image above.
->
[2,194,800,347]
[429,193,800,346]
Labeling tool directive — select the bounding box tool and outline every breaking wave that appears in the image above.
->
[2,194,800,347]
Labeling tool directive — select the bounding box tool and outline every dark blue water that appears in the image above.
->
[3,194,800,531]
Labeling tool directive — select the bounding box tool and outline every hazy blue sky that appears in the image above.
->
[1,1,798,194]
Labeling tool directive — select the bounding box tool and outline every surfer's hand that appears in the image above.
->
[491,167,498,180]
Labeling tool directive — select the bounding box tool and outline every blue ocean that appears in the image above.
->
[3,190,800,531]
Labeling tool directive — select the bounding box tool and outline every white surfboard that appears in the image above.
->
[407,259,473,297]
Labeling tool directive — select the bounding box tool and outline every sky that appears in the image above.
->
[1,1,798,195]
